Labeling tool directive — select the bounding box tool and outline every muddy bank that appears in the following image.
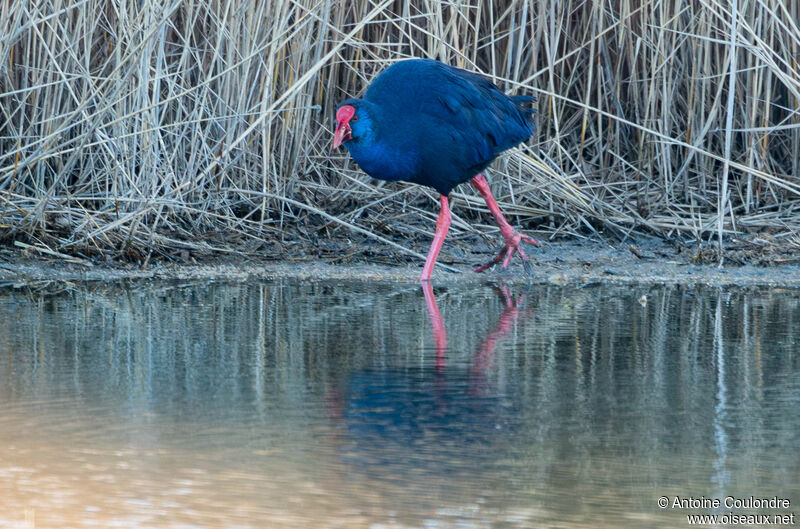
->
[2,237,799,288]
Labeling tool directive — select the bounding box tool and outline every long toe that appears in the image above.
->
[475,250,504,273]
[521,234,540,246]
[476,230,539,273]
[500,245,516,269]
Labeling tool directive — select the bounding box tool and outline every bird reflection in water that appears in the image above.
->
[328,283,533,480]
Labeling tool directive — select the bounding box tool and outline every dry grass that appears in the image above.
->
[0,0,799,265]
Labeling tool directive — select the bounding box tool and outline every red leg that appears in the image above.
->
[471,174,539,273]
[420,194,451,282]
[421,281,447,370]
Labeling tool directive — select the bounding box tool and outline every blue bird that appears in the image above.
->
[333,59,539,281]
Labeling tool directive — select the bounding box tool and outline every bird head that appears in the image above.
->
[333,99,372,149]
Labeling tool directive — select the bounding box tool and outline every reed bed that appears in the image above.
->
[0,0,798,264]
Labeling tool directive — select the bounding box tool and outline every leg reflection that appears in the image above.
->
[421,283,532,376]
[421,281,447,370]
[472,285,529,373]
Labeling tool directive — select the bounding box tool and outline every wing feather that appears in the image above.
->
[365,59,534,171]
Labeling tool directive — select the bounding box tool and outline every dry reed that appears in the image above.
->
[0,0,798,264]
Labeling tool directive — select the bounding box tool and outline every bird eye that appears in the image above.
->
[351,115,359,122]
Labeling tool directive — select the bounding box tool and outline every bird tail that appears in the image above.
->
[511,95,537,116]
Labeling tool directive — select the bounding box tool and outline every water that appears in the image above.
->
[0,280,798,528]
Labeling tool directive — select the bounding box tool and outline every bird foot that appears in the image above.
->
[474,231,539,274]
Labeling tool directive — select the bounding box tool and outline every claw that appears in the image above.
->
[474,230,539,274]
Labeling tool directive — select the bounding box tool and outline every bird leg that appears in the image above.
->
[420,194,451,282]
[471,173,539,273]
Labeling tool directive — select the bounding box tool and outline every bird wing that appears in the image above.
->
[364,59,535,172]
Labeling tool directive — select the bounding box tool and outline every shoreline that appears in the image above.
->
[2,239,799,288]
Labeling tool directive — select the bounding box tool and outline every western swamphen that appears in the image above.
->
[333,59,539,281]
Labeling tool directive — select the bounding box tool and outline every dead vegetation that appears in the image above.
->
[0,0,798,266]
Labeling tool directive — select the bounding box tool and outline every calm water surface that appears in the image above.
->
[0,280,798,528]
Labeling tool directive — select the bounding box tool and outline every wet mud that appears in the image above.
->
[2,238,799,288]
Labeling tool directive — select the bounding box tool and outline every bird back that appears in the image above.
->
[364,59,535,194]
